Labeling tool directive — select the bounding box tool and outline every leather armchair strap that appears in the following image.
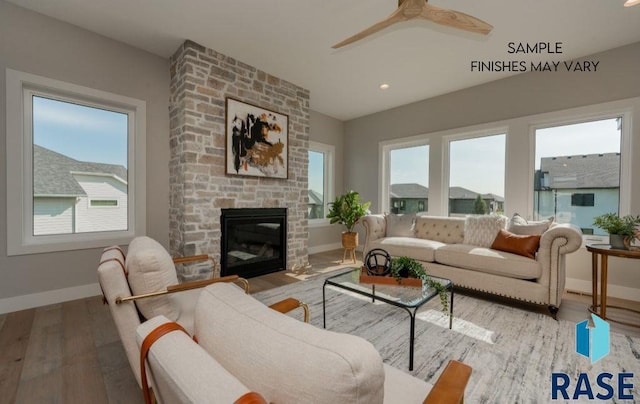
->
[234,392,268,404]
[140,322,189,404]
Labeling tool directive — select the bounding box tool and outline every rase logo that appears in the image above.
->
[551,315,634,401]
[575,313,609,363]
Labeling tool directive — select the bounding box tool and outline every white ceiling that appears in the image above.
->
[7,0,640,120]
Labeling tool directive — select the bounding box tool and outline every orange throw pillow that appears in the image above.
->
[490,229,541,259]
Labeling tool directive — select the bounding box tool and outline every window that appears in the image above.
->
[533,118,622,236]
[6,69,146,255]
[308,141,334,224]
[387,144,429,214]
[448,133,506,216]
[90,199,119,207]
[571,193,595,207]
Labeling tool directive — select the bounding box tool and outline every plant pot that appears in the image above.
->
[609,234,629,250]
[341,231,358,248]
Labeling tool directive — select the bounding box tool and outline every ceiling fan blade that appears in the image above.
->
[332,7,407,49]
[420,3,493,35]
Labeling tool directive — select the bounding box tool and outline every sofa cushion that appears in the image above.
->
[414,216,465,244]
[491,229,541,259]
[195,283,385,404]
[435,244,542,280]
[463,215,508,248]
[368,237,446,262]
[508,213,553,235]
[126,236,180,321]
[385,213,416,237]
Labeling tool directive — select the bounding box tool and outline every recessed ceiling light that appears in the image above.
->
[625,0,640,6]
[379,83,390,90]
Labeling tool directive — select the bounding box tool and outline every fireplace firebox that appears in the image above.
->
[220,208,287,278]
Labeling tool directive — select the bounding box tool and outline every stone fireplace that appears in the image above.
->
[169,40,310,281]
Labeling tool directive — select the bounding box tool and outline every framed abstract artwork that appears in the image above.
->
[225,98,288,179]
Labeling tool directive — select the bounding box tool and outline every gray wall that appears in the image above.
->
[0,1,170,306]
[344,41,640,297]
[308,110,346,251]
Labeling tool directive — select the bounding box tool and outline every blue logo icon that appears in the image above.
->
[575,314,610,363]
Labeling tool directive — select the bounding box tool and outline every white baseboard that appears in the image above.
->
[0,283,102,314]
[308,242,342,255]
[565,278,640,303]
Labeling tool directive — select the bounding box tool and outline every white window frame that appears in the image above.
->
[443,128,508,216]
[308,141,335,227]
[529,107,632,244]
[6,69,146,255]
[379,136,430,214]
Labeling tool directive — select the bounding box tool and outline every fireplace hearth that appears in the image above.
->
[220,208,287,278]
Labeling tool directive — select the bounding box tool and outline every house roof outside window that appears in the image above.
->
[539,153,619,189]
[33,145,128,197]
[390,183,429,199]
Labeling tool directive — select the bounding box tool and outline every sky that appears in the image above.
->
[308,150,324,196]
[390,144,429,187]
[535,118,621,169]
[33,96,128,167]
[389,117,621,197]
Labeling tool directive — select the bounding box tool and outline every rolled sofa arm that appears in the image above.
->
[362,214,386,257]
[537,223,583,307]
[540,223,583,255]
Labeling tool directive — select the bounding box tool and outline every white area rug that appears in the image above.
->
[253,274,640,403]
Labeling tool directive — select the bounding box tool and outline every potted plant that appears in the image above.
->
[326,190,371,249]
[390,256,449,313]
[592,213,640,250]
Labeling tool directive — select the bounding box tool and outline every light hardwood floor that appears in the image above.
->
[1,249,639,403]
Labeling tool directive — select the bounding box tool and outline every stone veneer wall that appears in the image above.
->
[169,40,310,280]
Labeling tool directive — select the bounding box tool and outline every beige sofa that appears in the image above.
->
[363,214,583,317]
[137,282,472,404]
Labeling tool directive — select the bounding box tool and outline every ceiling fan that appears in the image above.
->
[625,0,640,6]
[332,0,493,49]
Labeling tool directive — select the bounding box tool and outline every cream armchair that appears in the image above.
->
[97,236,308,390]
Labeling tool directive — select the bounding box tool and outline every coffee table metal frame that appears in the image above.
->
[322,269,453,371]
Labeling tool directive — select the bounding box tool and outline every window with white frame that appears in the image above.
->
[533,117,623,236]
[308,141,334,224]
[382,141,429,214]
[6,69,146,255]
[447,133,506,216]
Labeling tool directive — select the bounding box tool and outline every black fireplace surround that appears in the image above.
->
[220,208,287,278]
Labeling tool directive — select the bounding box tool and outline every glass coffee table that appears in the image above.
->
[323,268,453,371]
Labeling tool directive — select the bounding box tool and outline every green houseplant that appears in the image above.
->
[592,213,640,250]
[326,191,371,248]
[390,256,449,313]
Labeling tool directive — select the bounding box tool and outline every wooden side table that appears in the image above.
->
[586,244,640,328]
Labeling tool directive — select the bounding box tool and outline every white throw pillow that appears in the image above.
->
[463,215,508,248]
[508,213,554,235]
[126,236,180,321]
[385,213,416,237]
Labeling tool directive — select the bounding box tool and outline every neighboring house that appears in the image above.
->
[390,183,428,213]
[448,187,504,216]
[308,189,324,219]
[33,145,128,235]
[390,183,504,215]
[534,153,620,234]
